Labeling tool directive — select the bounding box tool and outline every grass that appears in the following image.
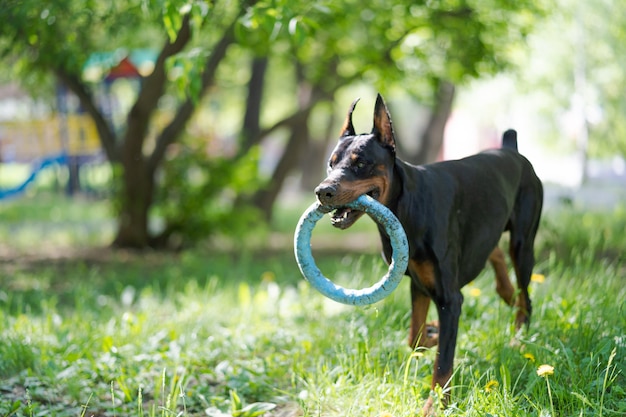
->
[0,192,625,416]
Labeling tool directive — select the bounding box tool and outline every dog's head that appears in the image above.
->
[315,94,397,229]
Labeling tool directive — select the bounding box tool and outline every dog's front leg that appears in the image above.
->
[422,292,463,416]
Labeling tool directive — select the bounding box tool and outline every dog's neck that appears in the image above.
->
[384,158,413,212]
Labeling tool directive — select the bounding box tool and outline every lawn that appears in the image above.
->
[0,193,624,416]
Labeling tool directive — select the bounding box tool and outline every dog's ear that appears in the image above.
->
[339,98,360,137]
[372,94,396,152]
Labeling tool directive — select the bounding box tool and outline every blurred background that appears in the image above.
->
[1,0,625,251]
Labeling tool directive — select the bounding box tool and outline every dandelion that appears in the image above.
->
[537,364,555,416]
[531,273,545,283]
[485,380,499,392]
[469,287,482,297]
[261,271,276,282]
[379,412,394,417]
[536,364,554,377]
[523,352,536,362]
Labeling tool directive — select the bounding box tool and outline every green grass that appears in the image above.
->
[0,193,625,416]
[0,192,115,251]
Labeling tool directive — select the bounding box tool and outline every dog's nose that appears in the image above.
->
[315,183,337,204]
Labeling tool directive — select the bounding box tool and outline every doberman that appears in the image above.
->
[315,94,543,415]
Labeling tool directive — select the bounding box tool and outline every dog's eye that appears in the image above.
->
[354,160,367,171]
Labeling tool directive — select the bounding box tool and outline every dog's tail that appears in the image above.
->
[502,129,518,151]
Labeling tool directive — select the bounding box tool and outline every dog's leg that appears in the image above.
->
[409,282,437,349]
[509,239,535,329]
[489,247,515,306]
[509,195,541,329]
[422,292,463,416]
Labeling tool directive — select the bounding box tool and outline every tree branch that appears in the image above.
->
[148,18,238,173]
[54,68,120,162]
[133,14,192,121]
[240,56,268,152]
[123,13,193,163]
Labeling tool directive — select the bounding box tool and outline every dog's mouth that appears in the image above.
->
[330,188,380,230]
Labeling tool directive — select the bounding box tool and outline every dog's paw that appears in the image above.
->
[417,321,438,348]
[421,397,438,416]
[426,321,439,338]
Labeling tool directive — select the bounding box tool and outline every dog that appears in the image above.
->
[315,94,543,415]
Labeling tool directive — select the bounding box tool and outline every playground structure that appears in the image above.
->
[0,113,101,198]
[0,86,106,198]
[0,49,156,199]
[0,114,100,162]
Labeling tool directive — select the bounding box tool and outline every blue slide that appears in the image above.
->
[0,154,68,200]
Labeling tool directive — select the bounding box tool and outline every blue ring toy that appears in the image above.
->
[294,194,409,306]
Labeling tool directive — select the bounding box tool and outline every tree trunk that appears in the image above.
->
[112,16,237,248]
[240,56,268,155]
[406,79,456,165]
[113,158,154,248]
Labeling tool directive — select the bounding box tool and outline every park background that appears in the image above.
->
[0,0,624,416]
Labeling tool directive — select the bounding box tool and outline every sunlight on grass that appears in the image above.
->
[0,197,625,416]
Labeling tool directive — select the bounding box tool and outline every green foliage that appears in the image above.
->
[0,0,161,92]
[156,137,264,246]
[238,0,547,100]
[1,0,552,249]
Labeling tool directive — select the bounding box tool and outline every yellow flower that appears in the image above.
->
[485,380,499,392]
[537,364,554,377]
[469,287,482,297]
[531,273,545,283]
[261,271,276,282]
[523,352,536,362]
[379,413,394,417]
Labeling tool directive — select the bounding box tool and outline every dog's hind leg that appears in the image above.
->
[509,194,542,329]
[509,239,534,329]
[489,247,515,306]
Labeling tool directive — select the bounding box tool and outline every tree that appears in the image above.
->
[238,0,547,218]
[1,0,548,246]
[1,0,252,248]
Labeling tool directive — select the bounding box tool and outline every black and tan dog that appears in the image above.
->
[315,94,543,415]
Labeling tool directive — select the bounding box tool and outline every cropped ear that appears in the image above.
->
[339,98,360,137]
[372,94,396,152]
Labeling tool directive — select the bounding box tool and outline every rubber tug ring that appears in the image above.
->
[294,194,409,306]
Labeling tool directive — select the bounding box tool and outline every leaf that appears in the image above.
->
[234,402,277,417]
[287,17,307,46]
[163,1,182,42]
[288,17,298,36]
[163,12,178,42]
[229,389,242,412]
[7,400,21,416]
